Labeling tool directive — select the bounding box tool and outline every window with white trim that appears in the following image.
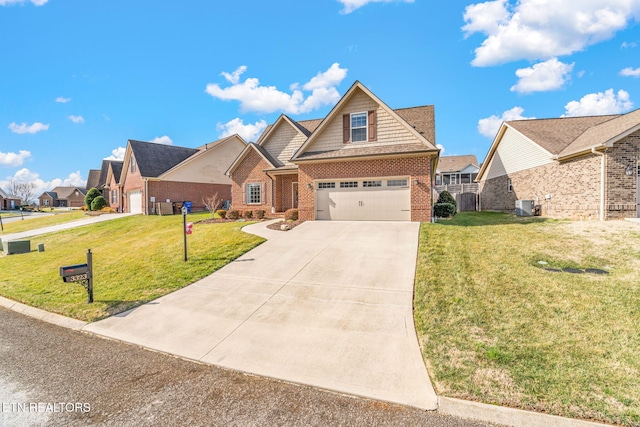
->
[317,182,335,189]
[387,179,408,187]
[130,156,137,173]
[340,181,358,188]
[362,180,382,187]
[507,178,513,192]
[351,112,367,142]
[247,183,261,204]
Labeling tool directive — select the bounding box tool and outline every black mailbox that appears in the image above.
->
[60,263,89,283]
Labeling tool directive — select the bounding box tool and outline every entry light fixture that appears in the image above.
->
[625,165,635,176]
[414,178,419,185]
[306,183,312,189]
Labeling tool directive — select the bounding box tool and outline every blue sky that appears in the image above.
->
[1,0,639,199]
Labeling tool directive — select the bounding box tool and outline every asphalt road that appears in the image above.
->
[0,307,497,427]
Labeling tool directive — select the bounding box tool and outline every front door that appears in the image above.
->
[292,182,299,209]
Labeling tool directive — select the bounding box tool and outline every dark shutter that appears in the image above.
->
[343,114,350,144]
[368,110,377,141]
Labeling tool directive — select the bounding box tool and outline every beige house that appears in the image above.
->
[477,109,640,220]
[38,187,87,208]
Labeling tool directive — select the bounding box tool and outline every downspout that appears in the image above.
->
[591,148,605,221]
[144,178,149,216]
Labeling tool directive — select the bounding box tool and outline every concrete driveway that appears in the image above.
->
[84,221,437,410]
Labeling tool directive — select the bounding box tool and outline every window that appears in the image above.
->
[507,178,513,192]
[351,112,367,142]
[130,156,137,173]
[340,181,358,188]
[362,180,382,187]
[318,182,335,189]
[435,175,441,185]
[111,189,117,204]
[387,179,408,187]
[43,199,49,206]
[247,183,261,204]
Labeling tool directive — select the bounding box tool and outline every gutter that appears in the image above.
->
[591,148,606,221]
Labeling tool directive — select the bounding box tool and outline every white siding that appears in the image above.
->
[262,121,308,165]
[484,127,554,180]
[305,89,422,154]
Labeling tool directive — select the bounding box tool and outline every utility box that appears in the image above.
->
[4,240,31,255]
[515,200,534,216]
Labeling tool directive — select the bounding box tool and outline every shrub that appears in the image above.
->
[227,210,240,219]
[255,210,266,219]
[84,188,101,211]
[284,209,298,221]
[91,195,109,211]
[434,203,456,218]
[244,210,253,219]
[216,209,227,219]
[100,206,116,213]
[437,190,457,210]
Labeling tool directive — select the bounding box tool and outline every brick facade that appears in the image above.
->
[480,129,640,220]
[297,156,433,222]
[147,181,230,213]
[230,149,273,213]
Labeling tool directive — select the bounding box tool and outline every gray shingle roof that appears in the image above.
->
[395,105,436,144]
[129,140,199,178]
[437,155,479,173]
[86,169,101,190]
[110,161,124,184]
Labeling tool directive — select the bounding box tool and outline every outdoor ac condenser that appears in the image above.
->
[515,200,534,216]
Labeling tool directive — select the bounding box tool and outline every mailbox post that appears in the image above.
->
[60,249,94,303]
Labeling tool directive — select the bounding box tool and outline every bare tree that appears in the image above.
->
[202,192,221,217]
[5,180,36,205]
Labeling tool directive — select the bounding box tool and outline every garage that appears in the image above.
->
[129,190,143,214]
[315,177,411,221]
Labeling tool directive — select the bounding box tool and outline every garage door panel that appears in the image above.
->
[129,191,142,214]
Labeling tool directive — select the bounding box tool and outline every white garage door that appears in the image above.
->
[316,178,411,221]
[129,190,142,214]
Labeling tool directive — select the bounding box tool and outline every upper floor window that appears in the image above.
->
[130,156,137,173]
[507,178,513,192]
[343,110,377,143]
[351,112,368,142]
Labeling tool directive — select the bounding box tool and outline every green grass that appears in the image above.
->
[414,212,640,426]
[1,210,87,234]
[0,213,264,321]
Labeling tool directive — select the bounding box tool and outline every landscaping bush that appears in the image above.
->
[227,210,240,219]
[434,203,456,218]
[216,209,227,219]
[84,188,101,210]
[244,210,253,219]
[284,209,298,221]
[91,196,108,211]
[255,210,266,219]
[437,190,457,210]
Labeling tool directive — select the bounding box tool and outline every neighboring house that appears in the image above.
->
[119,135,246,214]
[86,169,101,192]
[435,155,480,192]
[0,188,21,210]
[477,108,640,220]
[227,81,439,222]
[38,187,87,208]
[105,161,124,211]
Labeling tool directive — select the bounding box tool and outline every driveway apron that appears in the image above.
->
[83,221,437,410]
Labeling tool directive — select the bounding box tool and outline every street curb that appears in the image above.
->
[0,295,88,331]
[438,397,612,427]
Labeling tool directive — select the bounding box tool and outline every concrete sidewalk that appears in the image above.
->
[84,220,438,410]
[0,213,138,243]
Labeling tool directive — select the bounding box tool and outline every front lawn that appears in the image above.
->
[1,210,86,234]
[414,212,640,426]
[0,213,264,321]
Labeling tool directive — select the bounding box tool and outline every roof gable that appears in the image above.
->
[437,155,479,173]
[226,143,279,176]
[128,140,199,178]
[86,169,101,190]
[258,115,312,167]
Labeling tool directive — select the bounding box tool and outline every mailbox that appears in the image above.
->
[185,222,193,235]
[60,263,89,283]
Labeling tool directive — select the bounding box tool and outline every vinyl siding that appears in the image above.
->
[262,121,307,166]
[484,126,554,180]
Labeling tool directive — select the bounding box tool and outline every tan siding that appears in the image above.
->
[305,89,422,153]
[484,127,554,180]
[262,122,307,165]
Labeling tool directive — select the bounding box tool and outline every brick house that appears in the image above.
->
[38,187,87,208]
[0,188,21,210]
[227,81,439,222]
[119,135,246,214]
[477,108,640,220]
[105,161,124,211]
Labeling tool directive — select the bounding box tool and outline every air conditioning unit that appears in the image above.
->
[515,200,534,216]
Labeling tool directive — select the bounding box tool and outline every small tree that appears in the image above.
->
[434,190,457,218]
[437,190,457,210]
[91,195,108,211]
[85,188,101,211]
[202,192,221,218]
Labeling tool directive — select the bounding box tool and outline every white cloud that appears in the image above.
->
[205,63,348,115]
[337,0,414,14]
[621,41,638,48]
[1,169,85,204]
[563,89,633,116]
[620,66,640,77]
[55,96,71,103]
[478,106,535,138]
[68,115,85,123]
[104,147,126,161]
[0,150,31,167]
[151,135,173,145]
[463,0,640,66]
[217,118,267,142]
[0,0,48,5]
[8,122,49,134]
[510,58,574,93]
